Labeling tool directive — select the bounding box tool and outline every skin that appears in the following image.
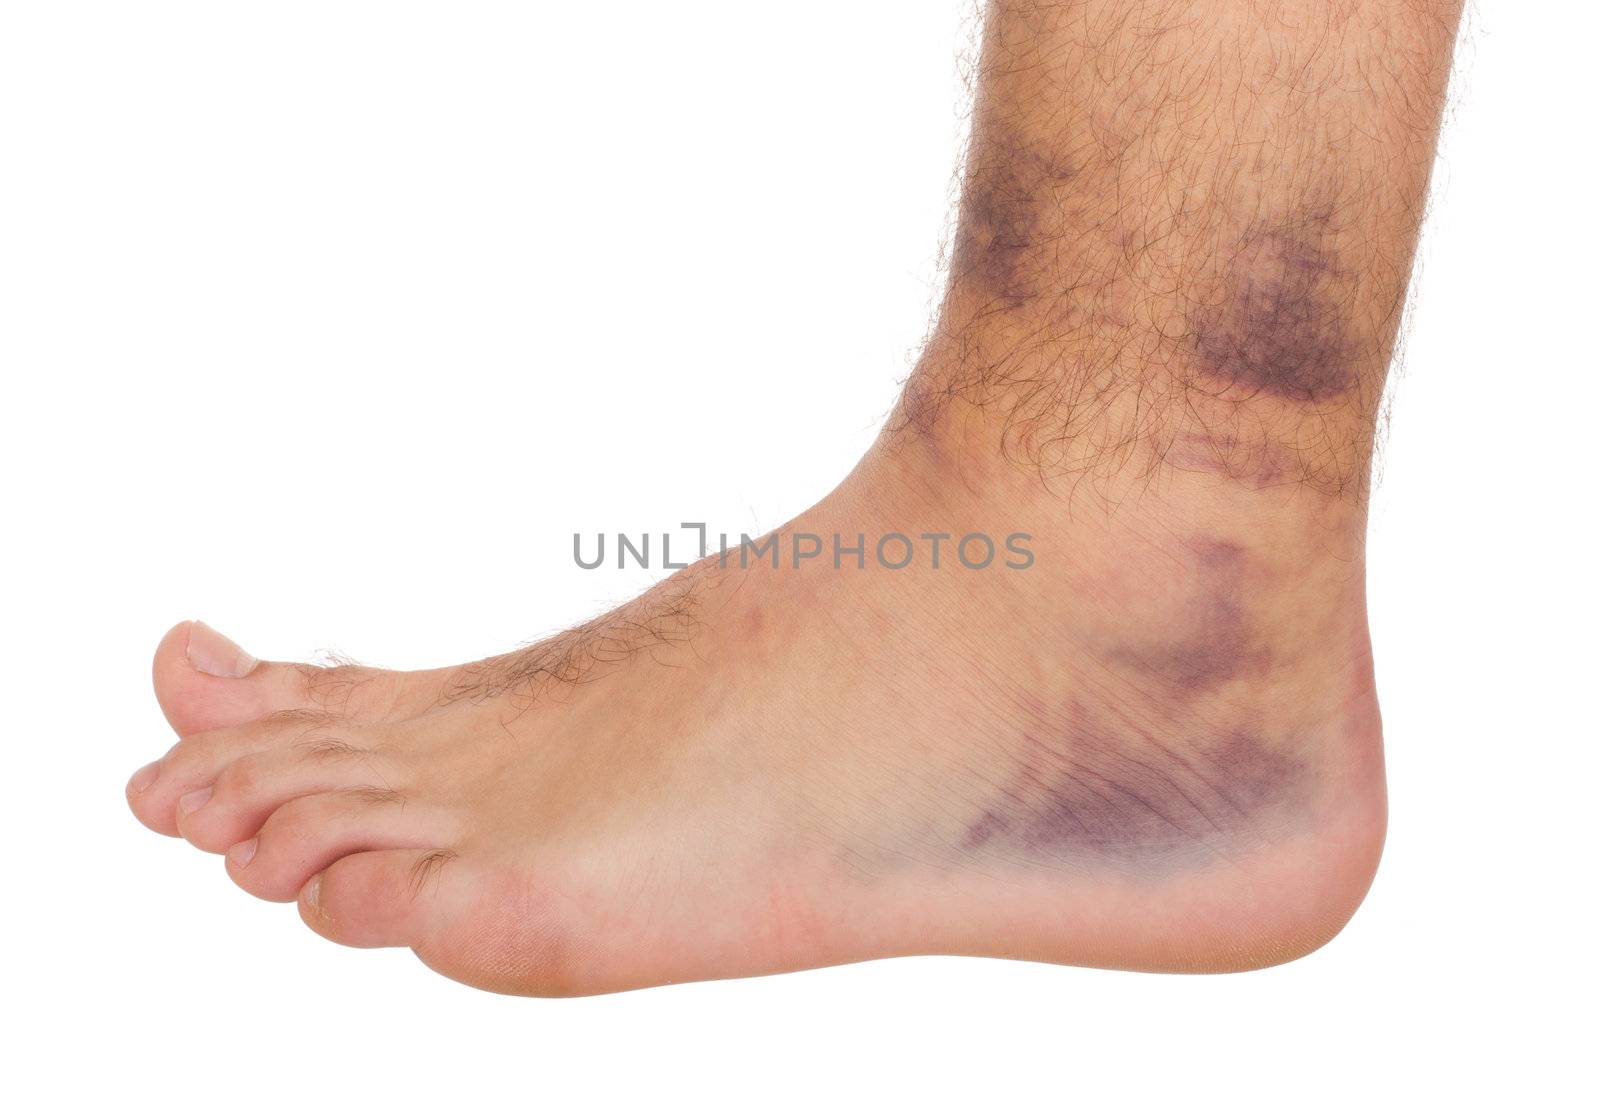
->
[126,0,1464,995]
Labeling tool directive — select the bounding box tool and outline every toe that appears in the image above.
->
[175,736,399,853]
[299,848,462,949]
[126,716,309,836]
[152,621,271,734]
[226,789,457,902]
[152,620,453,736]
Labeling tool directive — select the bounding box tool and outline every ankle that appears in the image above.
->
[888,326,1380,503]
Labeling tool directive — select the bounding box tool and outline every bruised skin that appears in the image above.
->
[127,463,1386,993]
[961,717,1309,870]
[899,0,1456,494]
[1107,538,1264,697]
[1185,218,1365,404]
[122,0,1458,994]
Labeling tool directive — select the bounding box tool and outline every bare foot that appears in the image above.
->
[124,0,1464,996]
[128,437,1384,994]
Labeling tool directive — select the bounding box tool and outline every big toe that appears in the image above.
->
[151,620,445,736]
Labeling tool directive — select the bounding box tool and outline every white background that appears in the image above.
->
[3,1,1595,1088]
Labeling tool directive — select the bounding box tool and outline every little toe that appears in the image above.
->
[226,789,457,902]
[299,848,464,950]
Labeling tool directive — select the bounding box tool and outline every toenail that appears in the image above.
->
[303,875,324,915]
[127,761,161,795]
[186,621,260,679]
[178,786,213,815]
[227,838,257,868]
